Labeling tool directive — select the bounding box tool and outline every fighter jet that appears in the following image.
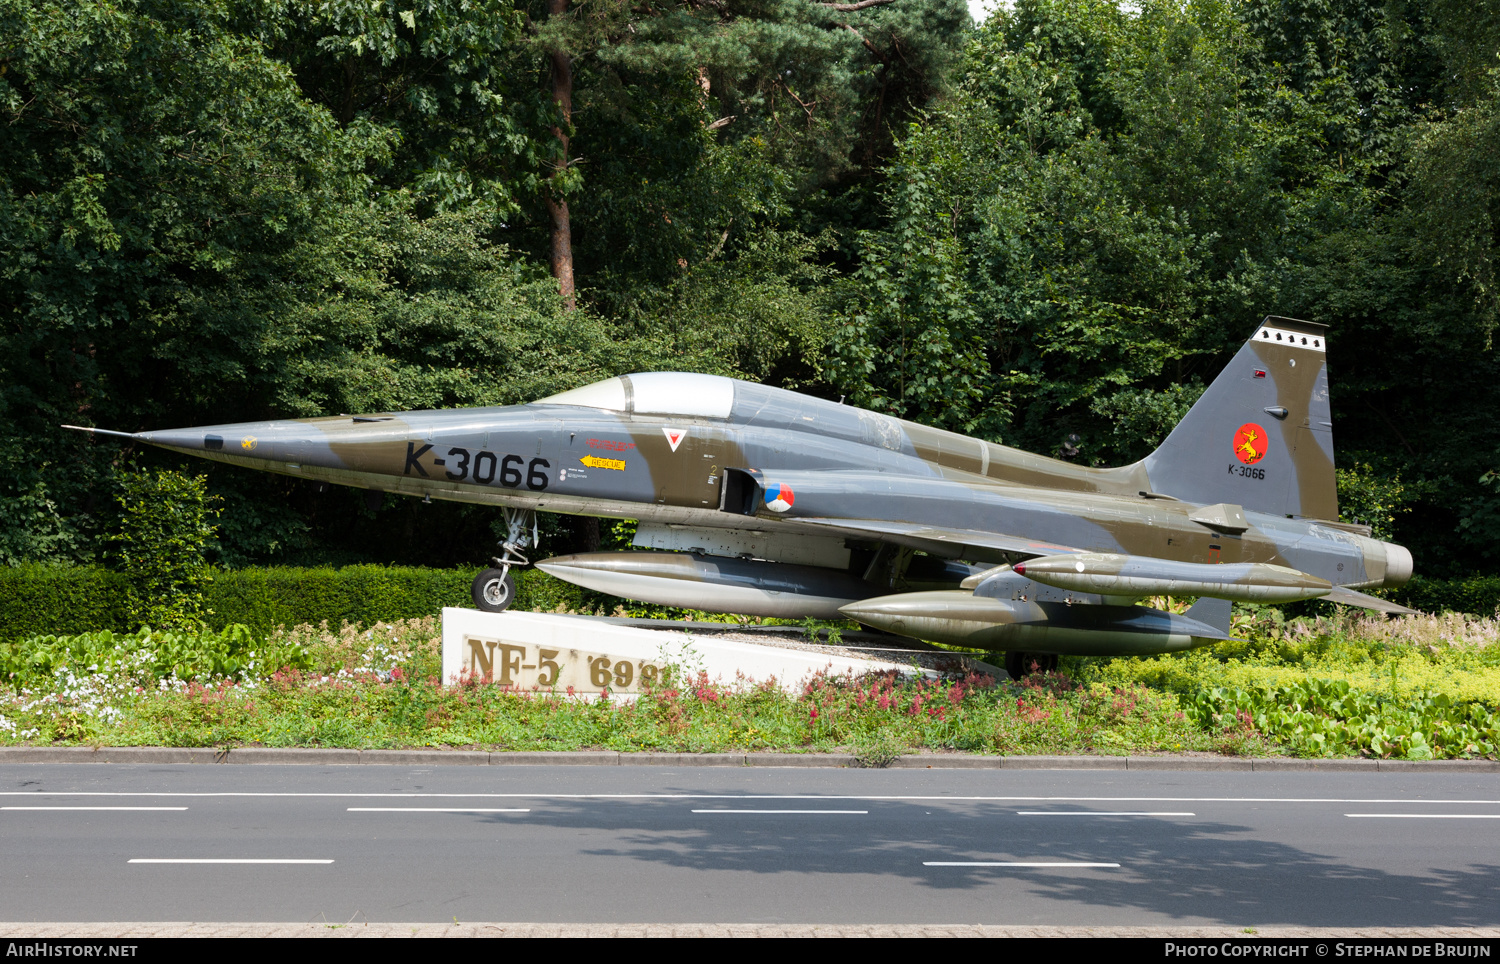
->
[67,316,1414,678]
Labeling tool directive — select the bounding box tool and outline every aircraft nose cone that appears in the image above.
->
[136,427,244,452]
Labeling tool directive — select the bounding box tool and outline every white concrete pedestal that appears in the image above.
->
[440,608,936,698]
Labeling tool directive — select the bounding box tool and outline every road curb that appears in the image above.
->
[362,749,491,766]
[998,754,1126,770]
[93,747,226,765]
[0,746,1496,771]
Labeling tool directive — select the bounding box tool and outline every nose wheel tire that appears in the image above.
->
[1005,651,1058,680]
[473,568,516,613]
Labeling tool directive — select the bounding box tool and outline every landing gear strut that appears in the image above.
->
[471,508,536,613]
[1005,651,1058,680]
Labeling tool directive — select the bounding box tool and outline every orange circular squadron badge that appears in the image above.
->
[1233,423,1269,465]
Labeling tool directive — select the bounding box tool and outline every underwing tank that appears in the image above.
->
[838,592,1231,656]
[536,551,882,619]
[1014,552,1334,603]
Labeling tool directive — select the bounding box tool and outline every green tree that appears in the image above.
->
[0,0,638,567]
[249,0,553,227]
[516,0,971,298]
[832,0,1500,580]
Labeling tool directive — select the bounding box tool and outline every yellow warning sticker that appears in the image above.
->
[580,455,626,471]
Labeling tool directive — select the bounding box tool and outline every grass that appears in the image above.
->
[1,605,1497,761]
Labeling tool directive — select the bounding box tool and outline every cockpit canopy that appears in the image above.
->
[535,373,736,419]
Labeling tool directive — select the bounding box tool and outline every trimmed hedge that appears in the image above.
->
[1393,575,1500,617]
[202,566,475,636]
[0,565,131,642]
[4,563,1497,642]
[0,564,606,640]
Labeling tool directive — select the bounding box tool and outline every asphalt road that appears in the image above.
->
[2,763,1497,927]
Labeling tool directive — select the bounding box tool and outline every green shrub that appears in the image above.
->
[1394,575,1500,615]
[1187,679,1497,760]
[1,623,311,687]
[108,469,222,628]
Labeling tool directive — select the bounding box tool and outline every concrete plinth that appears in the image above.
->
[440,608,936,698]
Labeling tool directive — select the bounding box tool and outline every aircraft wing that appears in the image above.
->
[791,517,1080,561]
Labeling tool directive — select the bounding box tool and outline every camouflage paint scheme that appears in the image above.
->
[70,317,1413,659]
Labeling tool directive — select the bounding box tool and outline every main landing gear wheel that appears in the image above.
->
[473,568,516,613]
[1005,651,1058,680]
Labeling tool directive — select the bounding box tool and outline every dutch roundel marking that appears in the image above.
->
[764,483,794,513]
[1233,423,1268,465]
[662,427,687,452]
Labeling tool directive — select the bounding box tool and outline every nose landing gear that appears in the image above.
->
[471,508,536,613]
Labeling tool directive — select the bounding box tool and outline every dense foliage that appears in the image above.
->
[830,0,1500,574]
[2,0,1498,585]
[2,609,1496,758]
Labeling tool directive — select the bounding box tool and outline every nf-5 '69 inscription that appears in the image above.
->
[464,637,665,694]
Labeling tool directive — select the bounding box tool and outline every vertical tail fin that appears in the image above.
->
[1143,317,1337,521]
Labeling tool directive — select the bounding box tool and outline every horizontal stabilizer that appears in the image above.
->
[1323,586,1417,615]
[1185,596,1233,636]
